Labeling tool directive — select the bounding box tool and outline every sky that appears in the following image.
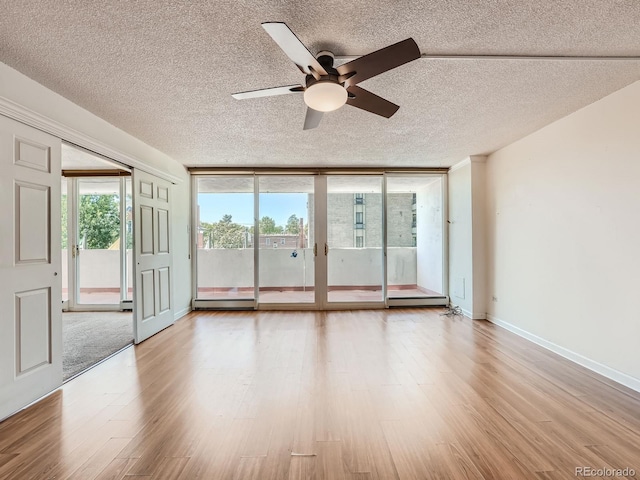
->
[198,193,309,227]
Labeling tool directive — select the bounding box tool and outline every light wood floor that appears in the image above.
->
[1,309,639,479]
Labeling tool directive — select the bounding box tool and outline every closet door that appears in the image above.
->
[132,169,174,343]
[0,115,62,420]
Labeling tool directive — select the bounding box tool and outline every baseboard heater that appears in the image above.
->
[388,296,448,307]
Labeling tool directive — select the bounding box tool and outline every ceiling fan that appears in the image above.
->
[231,22,421,130]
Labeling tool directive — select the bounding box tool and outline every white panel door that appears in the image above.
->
[0,115,62,420]
[133,169,174,343]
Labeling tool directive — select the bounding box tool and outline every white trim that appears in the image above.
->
[469,155,487,163]
[190,175,199,304]
[458,307,486,320]
[0,96,183,184]
[174,306,192,321]
[487,314,640,393]
[441,175,449,299]
[448,157,471,173]
[382,175,388,306]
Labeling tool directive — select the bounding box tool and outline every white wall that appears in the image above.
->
[0,61,191,318]
[448,157,487,318]
[486,81,640,388]
[448,161,473,314]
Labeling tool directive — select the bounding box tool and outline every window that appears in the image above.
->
[355,212,364,225]
[354,193,364,204]
[280,238,285,245]
[266,238,271,245]
[355,236,364,248]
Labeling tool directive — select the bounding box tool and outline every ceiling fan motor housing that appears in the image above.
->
[306,50,340,88]
[316,51,337,71]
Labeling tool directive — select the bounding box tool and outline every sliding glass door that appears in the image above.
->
[326,175,384,305]
[194,175,316,308]
[76,178,122,305]
[195,176,255,307]
[63,176,132,310]
[386,175,446,305]
[258,176,315,305]
[192,172,447,309]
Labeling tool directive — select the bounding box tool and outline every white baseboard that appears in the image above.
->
[486,314,640,393]
[460,307,486,320]
[174,306,191,321]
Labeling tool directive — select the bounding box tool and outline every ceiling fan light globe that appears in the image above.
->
[303,82,347,112]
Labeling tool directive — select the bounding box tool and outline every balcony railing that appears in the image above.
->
[196,246,424,288]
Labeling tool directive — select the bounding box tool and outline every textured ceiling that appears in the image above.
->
[1,1,639,168]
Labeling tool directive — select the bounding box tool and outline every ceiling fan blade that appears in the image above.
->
[346,85,399,118]
[303,107,323,130]
[232,85,304,100]
[337,38,420,87]
[262,22,328,76]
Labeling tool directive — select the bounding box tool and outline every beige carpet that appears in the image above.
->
[62,311,133,380]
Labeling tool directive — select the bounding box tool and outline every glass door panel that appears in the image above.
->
[326,176,383,303]
[258,176,315,304]
[386,176,444,299]
[77,178,122,305]
[196,177,255,300]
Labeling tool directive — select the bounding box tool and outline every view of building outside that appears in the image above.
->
[197,193,416,250]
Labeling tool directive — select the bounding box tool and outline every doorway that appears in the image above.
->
[61,144,133,379]
[192,171,448,310]
[63,176,132,309]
